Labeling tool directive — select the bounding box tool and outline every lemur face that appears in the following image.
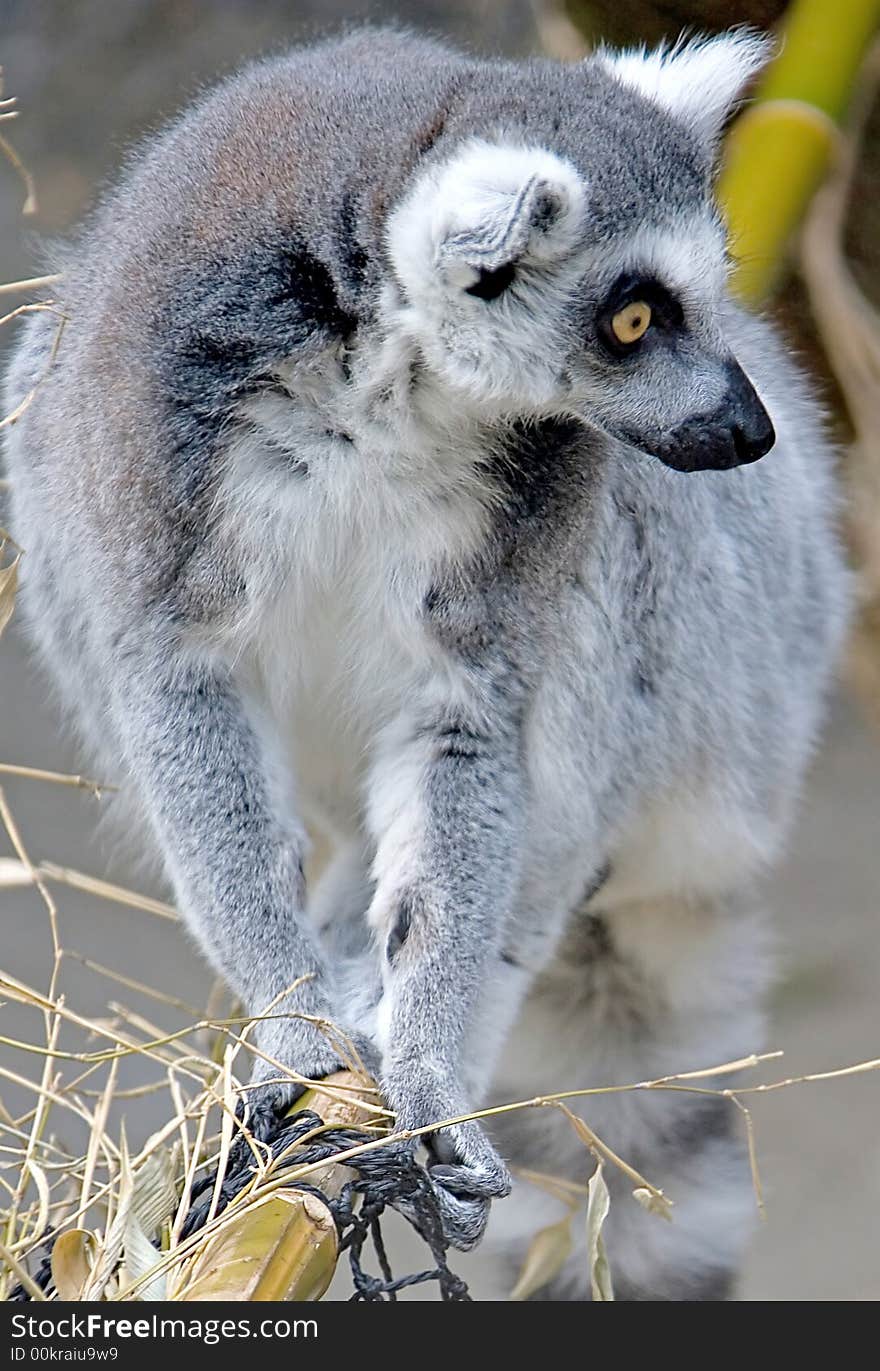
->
[384,31,774,472]
[568,213,775,472]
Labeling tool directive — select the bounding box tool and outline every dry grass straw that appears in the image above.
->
[0,771,878,1302]
[0,69,37,219]
[1,67,880,1304]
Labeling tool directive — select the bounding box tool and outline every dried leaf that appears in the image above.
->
[586,1162,614,1302]
[121,1150,177,1300]
[0,553,19,637]
[633,1186,674,1221]
[88,1141,176,1300]
[51,1230,97,1300]
[130,1148,177,1237]
[509,1213,574,1301]
[122,1212,167,1301]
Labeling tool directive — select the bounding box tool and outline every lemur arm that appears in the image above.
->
[110,652,345,1126]
[367,691,526,1248]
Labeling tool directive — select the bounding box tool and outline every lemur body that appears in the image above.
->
[3,29,848,1297]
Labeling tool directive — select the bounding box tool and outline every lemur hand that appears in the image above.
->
[385,1060,511,1251]
[241,1018,380,1145]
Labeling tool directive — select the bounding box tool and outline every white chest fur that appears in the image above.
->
[214,351,494,833]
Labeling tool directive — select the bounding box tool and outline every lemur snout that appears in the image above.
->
[654,360,776,473]
[724,357,776,465]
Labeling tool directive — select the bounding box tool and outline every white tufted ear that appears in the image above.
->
[387,140,587,298]
[599,30,772,146]
[383,141,589,411]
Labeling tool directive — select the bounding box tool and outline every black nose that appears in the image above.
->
[652,358,776,473]
[727,360,775,465]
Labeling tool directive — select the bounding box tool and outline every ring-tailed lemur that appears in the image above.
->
[3,28,848,1298]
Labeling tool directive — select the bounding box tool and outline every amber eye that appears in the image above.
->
[611,300,652,345]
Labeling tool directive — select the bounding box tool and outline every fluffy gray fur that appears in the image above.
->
[3,27,849,1296]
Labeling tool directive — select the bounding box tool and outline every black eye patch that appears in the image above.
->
[465,261,517,301]
[597,272,684,357]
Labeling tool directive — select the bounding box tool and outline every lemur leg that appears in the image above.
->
[488,890,770,1299]
[366,704,529,1250]
[111,654,347,1132]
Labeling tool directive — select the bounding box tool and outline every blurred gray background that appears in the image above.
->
[1,0,878,1301]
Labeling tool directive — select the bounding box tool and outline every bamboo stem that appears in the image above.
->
[174,1071,383,1302]
[719,0,880,302]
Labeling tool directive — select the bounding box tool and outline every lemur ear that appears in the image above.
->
[599,29,772,146]
[387,141,586,300]
[436,149,586,289]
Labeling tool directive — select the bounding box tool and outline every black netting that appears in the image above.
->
[11,1109,471,1303]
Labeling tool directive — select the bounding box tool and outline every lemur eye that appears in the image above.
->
[465,261,516,301]
[598,274,684,357]
[611,300,652,345]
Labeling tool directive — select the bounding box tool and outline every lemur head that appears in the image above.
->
[384,30,775,472]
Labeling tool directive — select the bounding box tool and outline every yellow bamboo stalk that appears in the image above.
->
[759,0,880,117]
[173,1189,339,1302]
[719,0,880,303]
[174,1071,383,1302]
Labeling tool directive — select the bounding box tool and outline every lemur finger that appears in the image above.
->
[428,1159,512,1200]
[425,1118,512,1193]
[237,1078,309,1145]
[428,1182,492,1252]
